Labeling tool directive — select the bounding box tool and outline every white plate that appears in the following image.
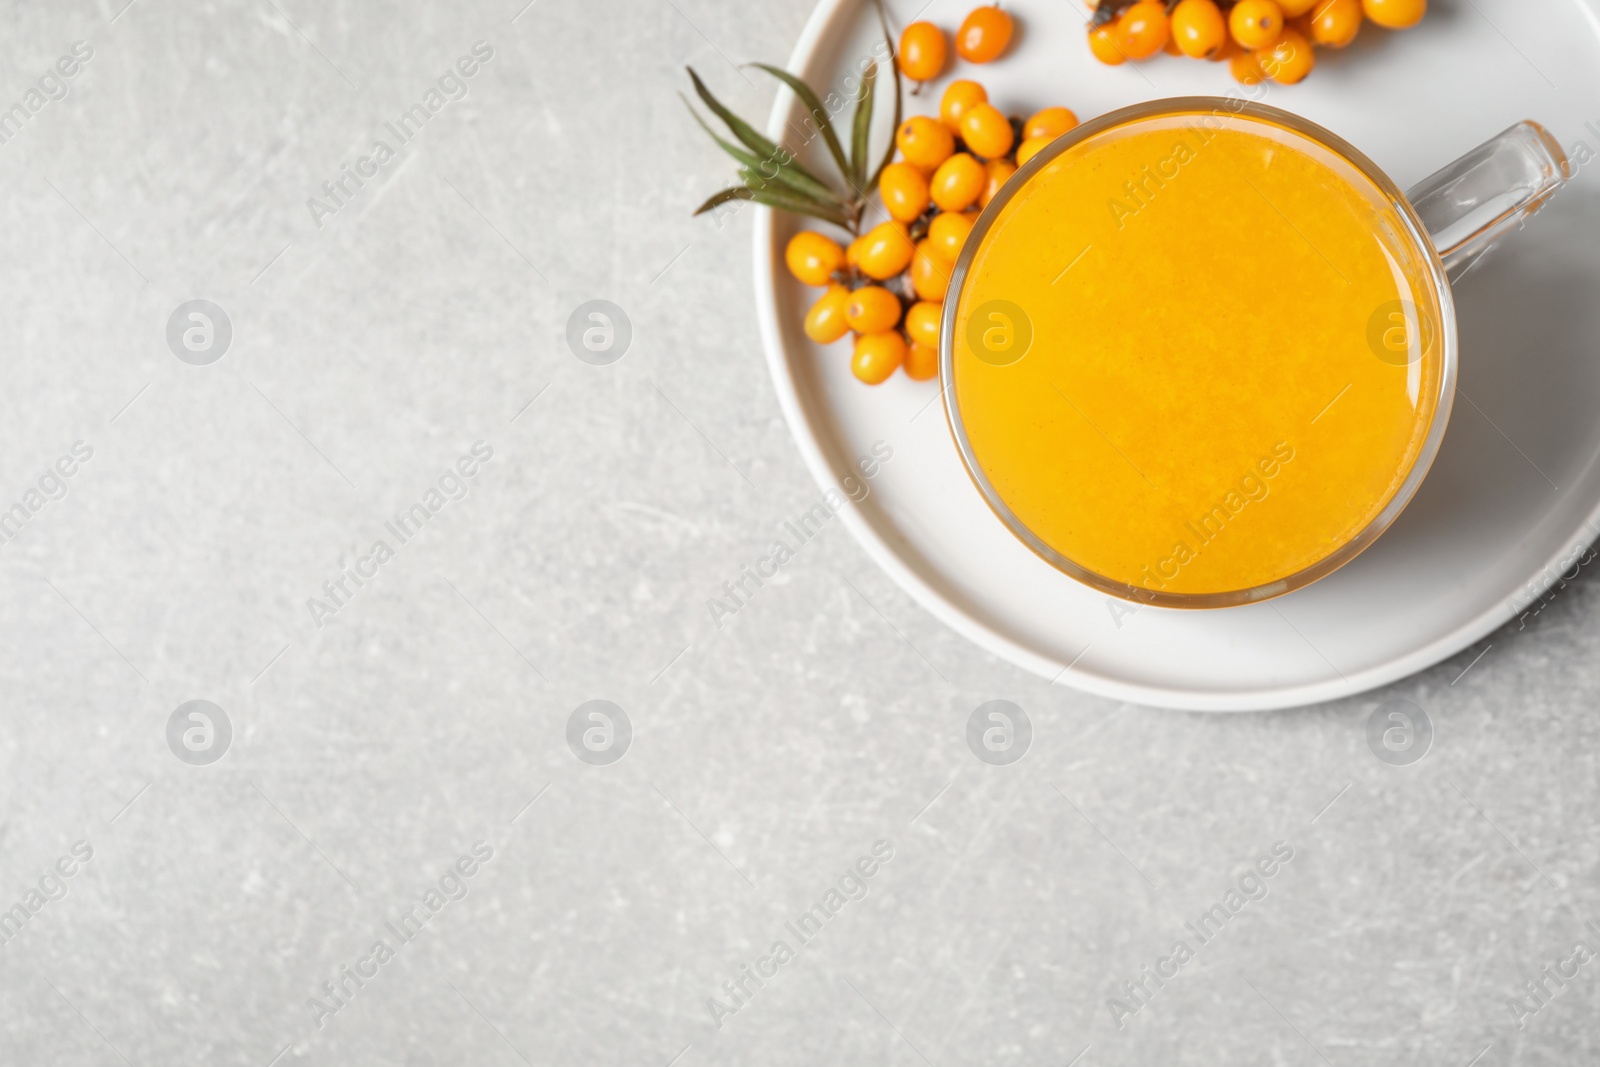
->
[753,0,1600,710]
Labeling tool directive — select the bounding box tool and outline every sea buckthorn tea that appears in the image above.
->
[948,106,1447,603]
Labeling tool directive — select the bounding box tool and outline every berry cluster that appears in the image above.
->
[1089,0,1426,85]
[789,79,1077,385]
[897,5,1017,86]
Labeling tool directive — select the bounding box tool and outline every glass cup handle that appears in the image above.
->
[1405,120,1571,282]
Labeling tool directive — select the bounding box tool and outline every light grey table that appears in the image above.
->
[1,1,1596,1065]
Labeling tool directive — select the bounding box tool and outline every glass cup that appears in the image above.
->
[940,98,1569,609]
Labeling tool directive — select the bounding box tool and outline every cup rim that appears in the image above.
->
[938,96,1459,610]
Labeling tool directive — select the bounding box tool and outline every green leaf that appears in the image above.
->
[746,62,854,189]
[736,167,854,227]
[683,96,843,207]
[687,66,778,157]
[692,186,755,217]
[866,0,902,194]
[685,68,836,193]
[692,183,856,229]
[850,60,876,193]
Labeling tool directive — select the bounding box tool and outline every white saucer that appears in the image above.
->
[753,0,1600,710]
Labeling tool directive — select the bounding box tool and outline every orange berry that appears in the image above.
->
[898,21,948,82]
[910,238,951,301]
[959,102,1015,160]
[939,79,989,133]
[980,158,1016,208]
[803,285,851,344]
[1229,45,1267,84]
[878,161,931,223]
[784,231,846,287]
[1117,1,1170,59]
[955,5,1014,63]
[1088,22,1128,64]
[1023,107,1077,141]
[1261,28,1315,83]
[896,115,956,171]
[852,331,906,385]
[856,220,916,280]
[1309,0,1362,47]
[927,210,976,262]
[930,153,986,212]
[1230,0,1283,48]
[1170,0,1227,58]
[904,300,943,348]
[1362,0,1425,29]
[1276,0,1318,13]
[1015,135,1052,168]
[844,285,903,333]
[904,341,940,381]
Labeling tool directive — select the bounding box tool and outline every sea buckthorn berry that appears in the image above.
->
[931,153,986,212]
[1015,135,1052,168]
[879,162,931,223]
[1229,0,1283,49]
[1362,0,1425,29]
[1211,32,1240,61]
[1261,28,1314,83]
[1170,0,1227,58]
[852,331,906,385]
[911,238,951,301]
[898,21,948,82]
[803,285,852,344]
[1310,0,1362,47]
[1117,1,1171,60]
[905,300,943,348]
[980,158,1016,207]
[844,285,903,333]
[959,103,1015,160]
[940,80,989,133]
[1088,22,1127,64]
[1162,33,1184,56]
[784,231,846,287]
[928,210,976,261]
[896,115,956,171]
[904,341,940,380]
[856,220,916,280]
[955,5,1014,63]
[1023,107,1078,141]
[1275,0,1318,14]
[1229,44,1267,84]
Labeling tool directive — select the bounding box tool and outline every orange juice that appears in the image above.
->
[950,111,1445,600]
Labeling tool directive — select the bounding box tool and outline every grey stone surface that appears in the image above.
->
[0,1,1597,1065]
